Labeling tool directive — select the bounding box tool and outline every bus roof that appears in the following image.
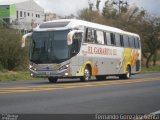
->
[35,19,139,38]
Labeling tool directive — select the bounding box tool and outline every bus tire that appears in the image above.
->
[48,77,58,83]
[125,65,131,79]
[80,66,91,82]
[96,75,106,80]
[119,75,125,79]
[119,66,131,79]
[119,65,131,79]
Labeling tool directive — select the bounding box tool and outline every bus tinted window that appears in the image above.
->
[129,36,135,48]
[123,35,130,48]
[135,37,140,49]
[110,33,115,46]
[115,34,121,47]
[96,30,104,44]
[120,35,124,47]
[86,28,96,43]
[137,38,140,49]
[105,32,111,46]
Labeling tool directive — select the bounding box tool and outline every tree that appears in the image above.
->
[0,28,28,70]
[140,17,160,67]
[102,0,117,19]
[96,0,101,11]
[88,0,94,11]
[78,8,106,25]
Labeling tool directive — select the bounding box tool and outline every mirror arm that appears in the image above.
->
[67,30,83,45]
[21,33,32,48]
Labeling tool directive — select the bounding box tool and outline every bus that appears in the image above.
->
[21,19,141,83]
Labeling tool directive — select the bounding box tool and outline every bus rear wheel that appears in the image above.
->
[48,77,58,83]
[119,66,131,79]
[80,66,91,82]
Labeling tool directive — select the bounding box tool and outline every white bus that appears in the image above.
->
[22,19,141,83]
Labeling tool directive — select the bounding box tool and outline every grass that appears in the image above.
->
[141,65,160,73]
[0,70,41,82]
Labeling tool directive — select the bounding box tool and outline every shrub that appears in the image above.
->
[0,28,28,70]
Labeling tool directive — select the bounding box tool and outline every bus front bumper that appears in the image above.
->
[29,69,70,77]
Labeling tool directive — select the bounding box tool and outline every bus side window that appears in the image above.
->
[128,36,130,48]
[115,34,121,47]
[133,38,136,48]
[105,32,111,46]
[129,36,136,48]
[96,30,104,44]
[86,28,96,43]
[137,38,140,49]
[120,35,124,47]
[110,33,115,46]
[135,37,140,49]
[123,35,130,48]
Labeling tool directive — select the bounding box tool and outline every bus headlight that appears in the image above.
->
[29,65,36,71]
[29,65,33,69]
[59,64,69,70]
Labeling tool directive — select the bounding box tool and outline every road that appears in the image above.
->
[0,73,160,116]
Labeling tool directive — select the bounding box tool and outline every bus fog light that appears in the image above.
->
[65,73,69,76]
[34,68,37,71]
[31,73,34,77]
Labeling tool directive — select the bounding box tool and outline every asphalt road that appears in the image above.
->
[0,73,160,115]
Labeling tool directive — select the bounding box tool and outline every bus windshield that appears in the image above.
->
[30,30,70,64]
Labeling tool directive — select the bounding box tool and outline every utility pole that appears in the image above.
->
[112,0,128,13]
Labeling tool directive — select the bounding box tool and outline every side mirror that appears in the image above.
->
[67,31,76,45]
[67,30,83,45]
[21,32,32,48]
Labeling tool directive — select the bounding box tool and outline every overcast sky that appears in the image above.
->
[33,0,160,16]
[0,0,160,16]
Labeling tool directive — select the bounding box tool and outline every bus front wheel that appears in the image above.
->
[80,66,91,82]
[48,77,58,83]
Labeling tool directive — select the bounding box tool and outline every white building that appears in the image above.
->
[0,0,44,31]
